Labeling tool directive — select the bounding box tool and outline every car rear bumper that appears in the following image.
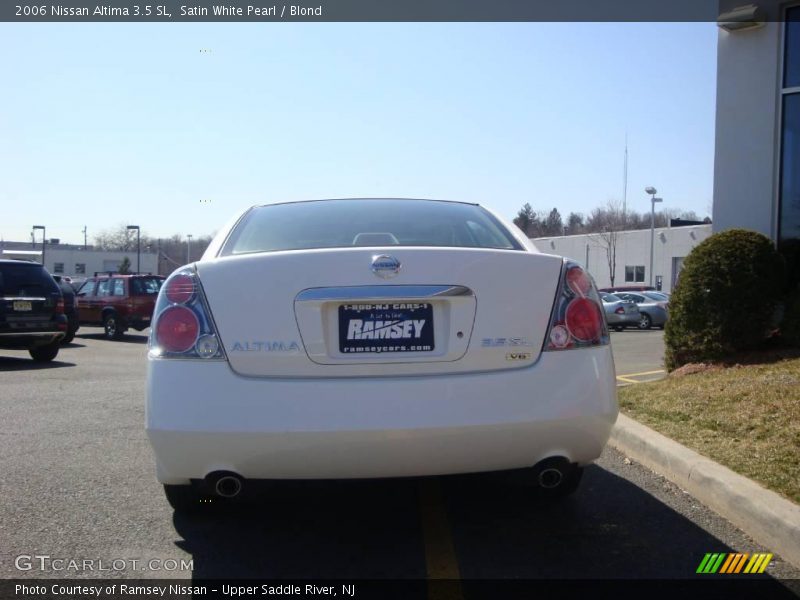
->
[146,346,618,483]
[128,316,151,331]
[0,331,65,349]
[606,313,639,326]
[648,308,669,326]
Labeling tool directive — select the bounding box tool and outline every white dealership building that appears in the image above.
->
[532,224,712,293]
[0,240,158,279]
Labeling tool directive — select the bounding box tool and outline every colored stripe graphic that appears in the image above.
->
[719,554,736,574]
[696,554,713,574]
[734,553,749,573]
[751,554,766,573]
[709,553,726,573]
[697,552,771,574]
[699,553,721,573]
[744,554,760,573]
[758,554,773,573]
[726,553,744,574]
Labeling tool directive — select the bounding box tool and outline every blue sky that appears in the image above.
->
[0,22,718,244]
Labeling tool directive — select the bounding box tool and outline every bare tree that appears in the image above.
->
[94,223,140,251]
[94,225,214,276]
[588,201,626,287]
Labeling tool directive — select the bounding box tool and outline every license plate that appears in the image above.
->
[13,301,32,312]
[338,302,435,354]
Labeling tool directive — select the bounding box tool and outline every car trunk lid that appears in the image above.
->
[197,247,563,377]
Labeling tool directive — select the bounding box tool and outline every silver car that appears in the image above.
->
[615,292,669,330]
[600,292,640,331]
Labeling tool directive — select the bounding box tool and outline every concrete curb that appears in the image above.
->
[609,413,800,570]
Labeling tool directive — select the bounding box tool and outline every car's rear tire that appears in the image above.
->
[638,313,652,330]
[29,341,60,362]
[163,484,209,513]
[613,325,624,332]
[61,332,75,344]
[103,313,124,340]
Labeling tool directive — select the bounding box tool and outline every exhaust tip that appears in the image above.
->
[538,467,564,489]
[205,471,244,498]
[530,457,583,497]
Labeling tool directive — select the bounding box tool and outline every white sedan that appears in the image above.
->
[145,198,617,511]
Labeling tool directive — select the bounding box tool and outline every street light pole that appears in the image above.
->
[186,234,193,264]
[127,225,140,274]
[645,187,663,287]
[32,225,45,266]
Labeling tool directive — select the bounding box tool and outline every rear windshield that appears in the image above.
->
[601,293,621,302]
[131,277,164,295]
[0,263,59,297]
[222,199,522,255]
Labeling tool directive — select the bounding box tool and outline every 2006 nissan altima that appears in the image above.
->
[145,198,618,511]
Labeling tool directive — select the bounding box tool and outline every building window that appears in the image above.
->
[75,263,86,274]
[53,262,64,274]
[625,265,645,283]
[780,94,800,242]
[781,6,800,285]
[785,6,800,88]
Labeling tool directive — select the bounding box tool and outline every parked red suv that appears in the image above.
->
[75,274,165,339]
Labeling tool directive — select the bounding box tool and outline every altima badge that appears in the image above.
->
[371,255,402,279]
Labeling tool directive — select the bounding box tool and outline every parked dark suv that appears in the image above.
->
[0,260,68,361]
[76,274,165,340]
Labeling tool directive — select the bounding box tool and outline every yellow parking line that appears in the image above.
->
[418,478,463,599]
[617,369,666,378]
[616,375,639,384]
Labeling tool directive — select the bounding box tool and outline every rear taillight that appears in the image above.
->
[149,267,225,360]
[55,299,64,314]
[614,306,625,315]
[156,306,199,352]
[545,261,609,351]
[165,273,196,304]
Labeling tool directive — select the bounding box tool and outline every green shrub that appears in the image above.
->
[664,229,785,371]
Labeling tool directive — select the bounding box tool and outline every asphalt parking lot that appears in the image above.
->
[1,328,798,590]
[610,328,667,385]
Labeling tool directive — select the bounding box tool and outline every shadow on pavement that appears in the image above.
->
[0,356,76,371]
[173,479,426,579]
[61,341,87,348]
[77,333,149,344]
[170,466,794,596]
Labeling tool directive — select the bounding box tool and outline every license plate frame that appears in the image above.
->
[338,302,435,354]
[13,300,32,312]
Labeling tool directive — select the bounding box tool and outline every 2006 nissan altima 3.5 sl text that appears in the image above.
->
[145,198,618,511]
